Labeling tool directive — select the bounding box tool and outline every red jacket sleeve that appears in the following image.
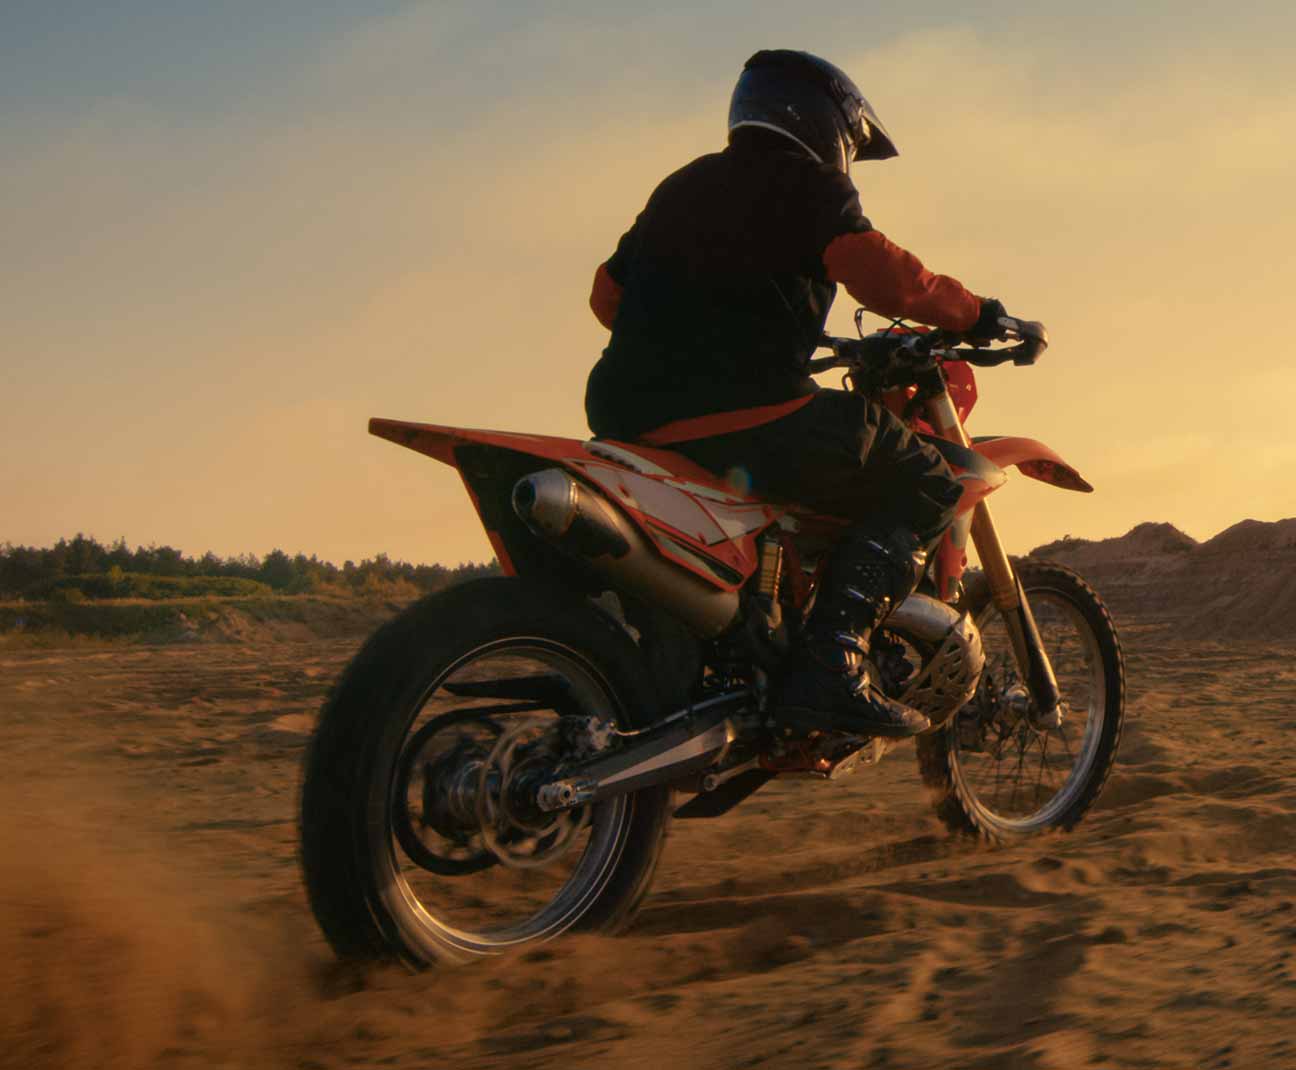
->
[589,261,623,330]
[823,230,980,331]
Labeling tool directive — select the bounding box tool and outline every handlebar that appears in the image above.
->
[808,315,1048,376]
[950,316,1049,366]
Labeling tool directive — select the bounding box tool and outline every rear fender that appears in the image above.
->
[369,419,588,468]
[368,419,774,589]
[972,436,1094,493]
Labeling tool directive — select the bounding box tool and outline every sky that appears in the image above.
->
[4,1,1296,566]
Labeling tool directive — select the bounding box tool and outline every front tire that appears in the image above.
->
[916,560,1125,841]
[298,577,671,965]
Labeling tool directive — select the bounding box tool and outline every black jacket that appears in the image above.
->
[585,128,872,440]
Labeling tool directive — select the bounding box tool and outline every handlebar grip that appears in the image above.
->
[1012,320,1049,365]
[1012,340,1044,366]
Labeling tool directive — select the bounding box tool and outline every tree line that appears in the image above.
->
[0,534,498,600]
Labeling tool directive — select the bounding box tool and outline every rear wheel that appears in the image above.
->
[916,560,1125,841]
[299,578,671,965]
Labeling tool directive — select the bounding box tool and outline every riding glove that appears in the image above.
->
[967,298,1008,343]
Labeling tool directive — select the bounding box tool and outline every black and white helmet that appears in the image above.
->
[728,49,898,172]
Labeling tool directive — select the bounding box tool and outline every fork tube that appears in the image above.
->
[926,390,1061,717]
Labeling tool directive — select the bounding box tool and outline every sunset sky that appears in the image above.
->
[5,2,1295,566]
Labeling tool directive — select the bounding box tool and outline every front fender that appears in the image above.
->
[972,436,1093,493]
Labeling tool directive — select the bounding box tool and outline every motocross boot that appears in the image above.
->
[773,528,932,739]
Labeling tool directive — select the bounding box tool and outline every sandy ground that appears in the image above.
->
[2,621,1295,1069]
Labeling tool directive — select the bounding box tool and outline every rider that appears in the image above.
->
[584,49,1008,739]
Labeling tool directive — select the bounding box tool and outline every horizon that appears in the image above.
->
[6,3,1296,562]
[10,512,1293,576]
[0,530,497,572]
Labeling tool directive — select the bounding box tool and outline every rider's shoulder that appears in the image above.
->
[643,150,730,201]
[805,158,860,195]
[745,144,861,199]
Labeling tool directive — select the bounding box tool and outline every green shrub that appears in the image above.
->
[23,573,273,601]
[1,536,499,602]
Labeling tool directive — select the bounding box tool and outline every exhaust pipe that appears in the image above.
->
[512,468,739,637]
[888,593,967,644]
[886,594,985,725]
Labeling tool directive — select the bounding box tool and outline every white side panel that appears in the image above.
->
[573,462,729,545]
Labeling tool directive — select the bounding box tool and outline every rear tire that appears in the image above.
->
[298,577,671,965]
[916,560,1125,841]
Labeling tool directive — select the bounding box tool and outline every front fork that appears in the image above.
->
[926,391,1062,724]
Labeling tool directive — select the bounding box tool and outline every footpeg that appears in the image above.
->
[674,767,774,819]
[760,733,877,778]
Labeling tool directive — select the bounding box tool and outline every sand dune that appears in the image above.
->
[2,530,1295,1068]
[1032,517,1296,638]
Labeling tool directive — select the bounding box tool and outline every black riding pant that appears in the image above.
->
[672,390,962,544]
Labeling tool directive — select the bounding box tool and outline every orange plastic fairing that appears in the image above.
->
[368,418,779,590]
[973,436,1093,493]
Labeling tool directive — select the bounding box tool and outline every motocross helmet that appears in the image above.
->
[728,49,898,172]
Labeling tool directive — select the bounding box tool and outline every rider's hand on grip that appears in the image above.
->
[967,298,1009,345]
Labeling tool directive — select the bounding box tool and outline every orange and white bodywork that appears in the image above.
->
[369,396,1091,625]
[369,419,779,595]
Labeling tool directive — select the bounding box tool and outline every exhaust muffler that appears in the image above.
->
[512,468,739,637]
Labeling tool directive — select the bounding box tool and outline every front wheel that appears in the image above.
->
[298,578,671,965]
[916,560,1125,841]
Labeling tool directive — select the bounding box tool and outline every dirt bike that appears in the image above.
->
[299,310,1125,965]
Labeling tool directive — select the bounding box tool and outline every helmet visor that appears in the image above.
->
[851,94,898,161]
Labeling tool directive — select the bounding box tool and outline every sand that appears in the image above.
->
[2,532,1295,1067]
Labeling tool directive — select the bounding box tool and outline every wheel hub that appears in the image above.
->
[422,743,489,838]
[392,711,503,876]
[475,720,590,870]
[999,683,1034,728]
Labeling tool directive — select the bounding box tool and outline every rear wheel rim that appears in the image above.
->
[369,638,634,961]
[950,589,1107,833]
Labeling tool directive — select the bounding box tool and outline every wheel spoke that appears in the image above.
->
[1043,733,1066,792]
[1008,732,1030,811]
[1057,719,1076,763]
[989,731,1011,807]
[1033,730,1051,809]
[383,642,635,954]
[945,574,1115,831]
